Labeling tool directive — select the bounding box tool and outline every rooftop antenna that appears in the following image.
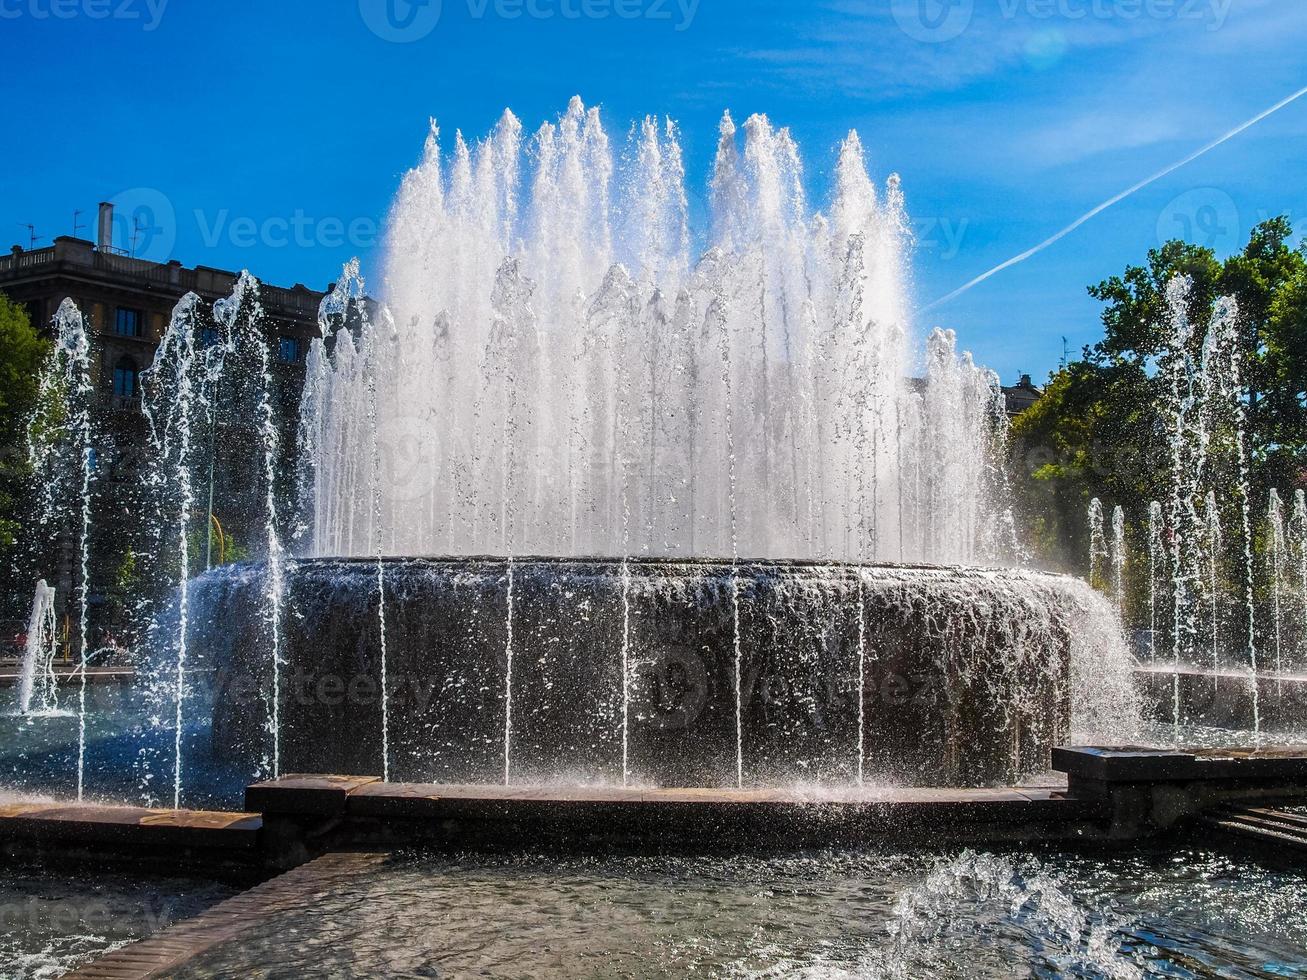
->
[72,209,86,238]
[130,215,143,258]
[17,224,41,249]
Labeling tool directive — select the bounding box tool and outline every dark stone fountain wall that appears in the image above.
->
[193,559,1078,788]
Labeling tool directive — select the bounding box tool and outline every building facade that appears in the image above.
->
[1001,374,1044,416]
[0,207,330,636]
[0,226,328,415]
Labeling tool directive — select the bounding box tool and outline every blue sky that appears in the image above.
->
[2,0,1304,382]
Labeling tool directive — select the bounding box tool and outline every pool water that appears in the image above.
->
[165,844,1307,979]
[0,867,237,979]
[0,681,251,811]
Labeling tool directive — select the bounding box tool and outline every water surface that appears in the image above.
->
[170,845,1307,978]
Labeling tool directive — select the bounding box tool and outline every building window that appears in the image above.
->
[112,356,139,399]
[278,336,301,364]
[114,307,142,338]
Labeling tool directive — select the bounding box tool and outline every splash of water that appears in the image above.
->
[855,569,867,786]
[885,850,1143,979]
[308,265,397,779]
[1162,278,1208,729]
[1069,577,1145,743]
[503,554,515,786]
[620,555,633,787]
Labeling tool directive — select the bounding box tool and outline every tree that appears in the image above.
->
[0,292,50,552]
[1008,218,1307,573]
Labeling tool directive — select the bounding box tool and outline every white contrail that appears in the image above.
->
[923,83,1307,313]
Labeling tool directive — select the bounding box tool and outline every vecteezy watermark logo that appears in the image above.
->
[358,0,443,41]
[194,210,380,251]
[891,0,974,42]
[915,216,969,260]
[995,0,1233,30]
[632,646,708,730]
[1157,187,1240,254]
[361,0,698,39]
[0,0,169,30]
[107,187,176,263]
[374,412,442,504]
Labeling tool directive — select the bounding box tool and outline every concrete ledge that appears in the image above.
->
[247,777,1104,851]
[245,773,380,816]
[1054,745,1307,783]
[0,802,264,874]
[9,746,1307,875]
[1054,745,1307,837]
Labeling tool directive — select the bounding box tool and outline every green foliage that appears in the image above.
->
[1009,218,1307,572]
[0,292,51,551]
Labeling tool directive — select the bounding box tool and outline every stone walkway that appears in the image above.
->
[64,850,390,979]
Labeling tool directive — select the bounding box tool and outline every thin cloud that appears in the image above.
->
[923,82,1307,312]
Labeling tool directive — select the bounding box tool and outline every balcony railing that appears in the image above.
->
[0,241,323,320]
[0,247,57,274]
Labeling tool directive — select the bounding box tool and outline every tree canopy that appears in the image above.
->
[1009,217,1307,570]
[0,292,49,552]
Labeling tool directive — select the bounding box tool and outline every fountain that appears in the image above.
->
[9,96,1307,980]
[183,101,1139,792]
[15,100,1143,802]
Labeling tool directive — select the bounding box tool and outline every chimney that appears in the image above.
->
[97,202,114,250]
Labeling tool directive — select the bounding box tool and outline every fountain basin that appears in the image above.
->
[194,558,1088,788]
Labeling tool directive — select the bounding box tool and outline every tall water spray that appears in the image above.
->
[1203,490,1222,685]
[16,580,59,716]
[1087,498,1107,591]
[142,294,205,808]
[215,275,288,779]
[1295,489,1307,669]
[27,300,96,799]
[302,265,397,781]
[299,100,1010,566]
[1199,291,1258,734]
[1148,500,1164,664]
[1267,488,1286,686]
[1161,279,1207,716]
[1111,505,1126,614]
